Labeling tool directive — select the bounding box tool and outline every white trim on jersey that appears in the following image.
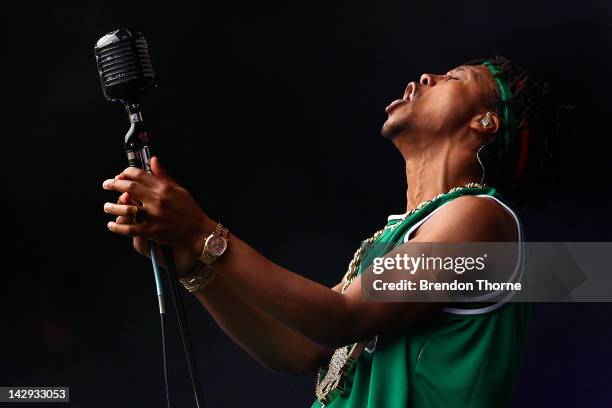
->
[387,213,409,222]
[399,194,524,315]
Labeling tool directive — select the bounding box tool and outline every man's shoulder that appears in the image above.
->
[414,195,518,242]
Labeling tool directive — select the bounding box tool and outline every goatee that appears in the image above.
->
[381,120,409,139]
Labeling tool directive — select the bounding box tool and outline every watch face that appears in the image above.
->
[206,235,227,257]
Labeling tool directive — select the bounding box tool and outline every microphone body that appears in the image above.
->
[123,107,153,172]
[94,29,155,103]
[94,28,155,171]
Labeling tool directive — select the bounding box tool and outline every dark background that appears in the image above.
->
[2,0,612,406]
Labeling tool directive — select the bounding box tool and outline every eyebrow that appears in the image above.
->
[454,66,478,79]
[455,66,488,88]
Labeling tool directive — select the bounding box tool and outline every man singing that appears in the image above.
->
[102,55,565,407]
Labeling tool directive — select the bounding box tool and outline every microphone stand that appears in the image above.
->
[124,101,207,408]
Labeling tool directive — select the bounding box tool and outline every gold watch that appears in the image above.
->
[198,223,229,265]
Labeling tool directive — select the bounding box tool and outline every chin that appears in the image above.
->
[381,117,407,139]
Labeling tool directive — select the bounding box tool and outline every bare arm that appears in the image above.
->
[192,195,517,348]
[103,161,517,349]
[110,189,337,374]
[191,278,341,374]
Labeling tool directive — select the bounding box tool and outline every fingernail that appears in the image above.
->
[103,180,112,188]
[104,203,112,211]
[107,222,114,230]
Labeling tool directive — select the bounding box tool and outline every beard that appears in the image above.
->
[381,116,411,139]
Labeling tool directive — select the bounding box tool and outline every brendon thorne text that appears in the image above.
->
[372,279,522,292]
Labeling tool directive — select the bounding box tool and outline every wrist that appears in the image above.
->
[181,221,229,293]
[180,262,218,293]
[187,219,230,274]
[190,217,216,263]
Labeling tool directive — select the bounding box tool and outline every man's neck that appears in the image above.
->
[398,138,482,212]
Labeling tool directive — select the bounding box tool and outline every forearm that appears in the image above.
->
[212,234,364,347]
[194,272,333,375]
[104,165,510,352]
[102,165,363,346]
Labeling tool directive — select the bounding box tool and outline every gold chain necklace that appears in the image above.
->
[340,182,485,293]
[316,182,486,406]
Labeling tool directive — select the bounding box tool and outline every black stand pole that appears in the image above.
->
[124,102,207,408]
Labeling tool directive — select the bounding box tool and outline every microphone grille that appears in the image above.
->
[94,29,156,102]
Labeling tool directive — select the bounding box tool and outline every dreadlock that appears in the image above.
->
[465,55,571,209]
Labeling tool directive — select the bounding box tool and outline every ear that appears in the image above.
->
[470,111,501,140]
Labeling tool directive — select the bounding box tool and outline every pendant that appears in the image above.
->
[315,341,368,405]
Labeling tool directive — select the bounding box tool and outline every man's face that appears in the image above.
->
[382,64,496,139]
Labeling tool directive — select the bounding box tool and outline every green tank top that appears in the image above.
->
[311,187,529,408]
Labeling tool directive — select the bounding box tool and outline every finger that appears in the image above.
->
[102,179,147,198]
[117,192,141,206]
[150,156,176,183]
[133,236,152,259]
[118,167,157,187]
[115,215,133,225]
[104,202,138,217]
[107,221,146,237]
[117,192,130,204]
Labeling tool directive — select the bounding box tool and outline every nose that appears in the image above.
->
[419,73,445,86]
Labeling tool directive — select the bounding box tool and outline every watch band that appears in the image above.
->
[180,222,229,293]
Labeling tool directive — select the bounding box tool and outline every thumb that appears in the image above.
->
[150,156,175,182]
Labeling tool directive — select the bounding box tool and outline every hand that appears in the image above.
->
[110,192,201,275]
[102,156,215,266]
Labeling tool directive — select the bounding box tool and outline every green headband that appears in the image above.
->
[482,60,516,155]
